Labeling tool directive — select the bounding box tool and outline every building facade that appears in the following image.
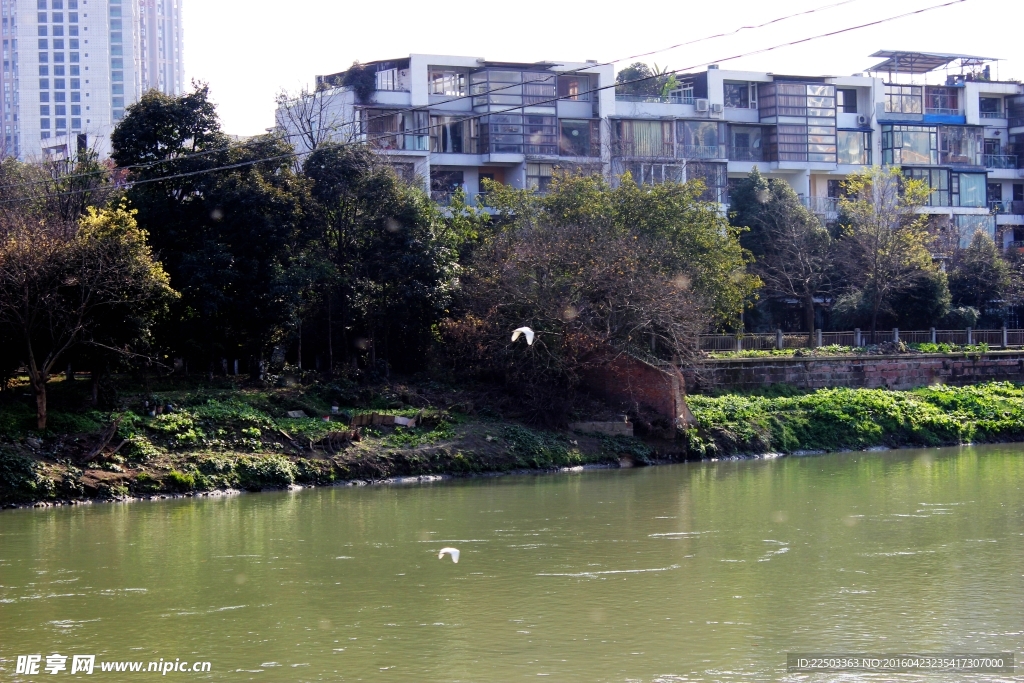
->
[277,51,1024,250]
[0,0,183,160]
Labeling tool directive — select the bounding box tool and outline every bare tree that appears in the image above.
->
[275,84,352,156]
[835,167,935,342]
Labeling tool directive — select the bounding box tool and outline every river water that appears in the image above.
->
[2,445,1023,682]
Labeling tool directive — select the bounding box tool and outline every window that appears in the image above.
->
[38,51,47,62]
[837,88,858,114]
[678,120,723,159]
[980,97,1002,117]
[428,69,466,96]
[40,117,49,129]
[925,86,959,115]
[987,182,1002,204]
[70,91,79,101]
[374,68,399,92]
[837,130,870,165]
[52,38,62,48]
[884,84,922,114]
[54,104,64,115]
[429,115,477,154]
[687,161,729,203]
[881,124,937,165]
[559,119,599,157]
[523,115,557,155]
[39,104,48,115]
[614,119,672,157]
[729,126,763,161]
[557,75,589,102]
[52,25,63,36]
[111,71,123,82]
[37,11,47,22]
[70,104,79,115]
[471,70,522,107]
[362,108,429,151]
[53,52,64,62]
[111,83,122,94]
[939,126,982,165]
[954,214,994,246]
[55,117,66,129]
[38,38,46,48]
[952,172,986,207]
[38,26,47,36]
[430,169,464,199]
[905,168,949,206]
[480,113,523,153]
[37,0,46,7]
[51,12,61,22]
[53,83,64,94]
[771,124,808,162]
[523,73,556,106]
[621,161,683,186]
[40,92,49,102]
[723,82,749,108]
[51,0,62,8]
[526,163,554,192]
[39,78,48,89]
[1015,184,1024,202]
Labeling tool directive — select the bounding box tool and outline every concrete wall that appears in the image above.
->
[684,352,1024,393]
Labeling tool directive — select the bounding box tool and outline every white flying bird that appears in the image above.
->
[511,327,535,346]
[438,547,460,563]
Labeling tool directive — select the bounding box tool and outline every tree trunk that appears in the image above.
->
[31,373,48,431]
[327,296,334,376]
[297,320,302,371]
[804,294,816,347]
[91,368,101,406]
[65,362,74,383]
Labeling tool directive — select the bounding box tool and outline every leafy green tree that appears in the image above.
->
[0,204,176,429]
[452,172,756,417]
[729,169,831,343]
[112,85,315,374]
[948,230,1010,323]
[615,62,660,96]
[303,143,461,373]
[835,167,938,341]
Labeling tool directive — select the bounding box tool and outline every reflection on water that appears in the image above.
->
[1,445,1023,682]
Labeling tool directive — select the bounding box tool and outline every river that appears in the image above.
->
[2,445,1023,682]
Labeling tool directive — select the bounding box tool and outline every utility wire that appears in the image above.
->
[0,0,967,205]
[1,0,866,192]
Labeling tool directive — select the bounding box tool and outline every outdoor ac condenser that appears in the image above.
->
[695,99,709,112]
[857,115,869,126]
[711,103,724,114]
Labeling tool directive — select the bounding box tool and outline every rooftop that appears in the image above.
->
[866,50,998,75]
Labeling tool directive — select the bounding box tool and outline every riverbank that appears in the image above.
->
[4,378,1024,508]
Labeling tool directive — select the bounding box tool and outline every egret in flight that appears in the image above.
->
[438,547,460,563]
[511,327,535,345]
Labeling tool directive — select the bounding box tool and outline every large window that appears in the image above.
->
[524,115,557,155]
[952,172,986,207]
[620,162,684,186]
[771,124,808,162]
[687,162,729,203]
[837,88,858,114]
[723,82,751,109]
[954,214,995,246]
[980,97,1003,118]
[429,115,478,154]
[614,119,673,157]
[362,109,428,151]
[904,168,949,206]
[523,72,556,106]
[471,70,522,107]
[678,120,723,159]
[480,113,523,154]
[557,75,590,102]
[884,84,923,114]
[925,86,959,115]
[939,126,982,166]
[881,125,937,165]
[428,69,465,96]
[527,163,554,192]
[559,119,599,157]
[837,130,870,165]
[729,126,763,161]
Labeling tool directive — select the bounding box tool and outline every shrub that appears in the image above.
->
[164,469,197,492]
[235,455,296,490]
[0,447,43,502]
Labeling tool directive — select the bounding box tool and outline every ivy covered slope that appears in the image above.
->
[686,382,1024,457]
[0,380,644,506]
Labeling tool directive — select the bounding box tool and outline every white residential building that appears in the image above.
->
[0,0,184,160]
[277,51,1024,249]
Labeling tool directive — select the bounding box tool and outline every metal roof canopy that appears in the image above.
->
[867,50,998,75]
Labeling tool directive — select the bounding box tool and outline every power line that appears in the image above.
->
[0,0,866,192]
[0,0,967,206]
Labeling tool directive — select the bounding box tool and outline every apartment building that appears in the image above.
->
[277,50,1024,249]
[0,0,184,160]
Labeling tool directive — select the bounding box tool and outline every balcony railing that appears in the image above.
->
[728,146,763,162]
[980,111,1005,119]
[925,107,963,117]
[990,200,1024,215]
[984,154,1018,169]
[614,94,696,104]
[802,196,840,218]
[678,144,725,160]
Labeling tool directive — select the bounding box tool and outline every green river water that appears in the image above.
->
[2,445,1023,682]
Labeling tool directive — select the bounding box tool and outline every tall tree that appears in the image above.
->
[730,169,831,343]
[835,167,936,341]
[0,204,176,429]
[948,230,1010,320]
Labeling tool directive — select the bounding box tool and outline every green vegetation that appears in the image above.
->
[708,342,991,359]
[686,382,1024,457]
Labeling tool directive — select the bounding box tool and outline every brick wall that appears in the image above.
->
[582,355,693,426]
[684,351,1024,393]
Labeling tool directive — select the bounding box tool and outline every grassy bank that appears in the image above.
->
[685,382,1024,457]
[4,376,1024,507]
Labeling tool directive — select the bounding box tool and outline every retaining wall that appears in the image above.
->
[684,351,1024,393]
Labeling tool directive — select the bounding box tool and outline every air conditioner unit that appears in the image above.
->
[711,103,724,114]
[857,114,869,126]
[695,98,709,112]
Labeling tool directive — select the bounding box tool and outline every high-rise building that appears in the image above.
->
[0,0,183,161]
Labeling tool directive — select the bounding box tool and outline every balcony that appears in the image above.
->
[980,111,1005,119]
[924,107,962,117]
[802,196,839,221]
[984,154,1018,169]
[990,200,1024,215]
[678,144,725,160]
[729,146,763,162]
[614,94,695,105]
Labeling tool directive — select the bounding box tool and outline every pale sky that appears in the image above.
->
[183,0,1022,136]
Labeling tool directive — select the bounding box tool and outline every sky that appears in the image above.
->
[183,0,1022,136]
